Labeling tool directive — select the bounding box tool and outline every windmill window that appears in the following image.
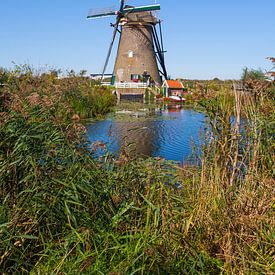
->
[131,74,141,82]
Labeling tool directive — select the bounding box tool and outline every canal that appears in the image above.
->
[86,104,206,163]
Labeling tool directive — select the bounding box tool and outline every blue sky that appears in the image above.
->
[0,0,274,79]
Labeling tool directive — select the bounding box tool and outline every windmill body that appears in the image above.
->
[114,8,161,85]
[87,1,167,93]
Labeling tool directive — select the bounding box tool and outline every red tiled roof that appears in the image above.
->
[165,80,184,89]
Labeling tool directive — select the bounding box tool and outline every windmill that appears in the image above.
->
[87,0,168,87]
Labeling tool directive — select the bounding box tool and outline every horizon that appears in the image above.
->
[0,0,274,80]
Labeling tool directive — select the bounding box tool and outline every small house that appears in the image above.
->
[162,80,184,97]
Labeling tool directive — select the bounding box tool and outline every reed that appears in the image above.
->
[0,65,274,274]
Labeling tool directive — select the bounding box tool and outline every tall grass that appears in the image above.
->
[0,66,274,273]
[0,65,116,120]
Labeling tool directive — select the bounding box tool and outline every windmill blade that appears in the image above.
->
[87,7,117,19]
[119,0,125,12]
[101,21,120,82]
[123,4,160,14]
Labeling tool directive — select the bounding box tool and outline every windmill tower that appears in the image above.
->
[87,1,168,90]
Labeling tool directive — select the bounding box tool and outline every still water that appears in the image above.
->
[86,105,206,163]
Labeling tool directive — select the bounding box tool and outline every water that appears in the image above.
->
[86,104,206,163]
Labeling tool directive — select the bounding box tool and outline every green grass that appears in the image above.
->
[0,66,274,274]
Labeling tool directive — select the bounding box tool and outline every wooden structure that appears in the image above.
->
[162,80,185,97]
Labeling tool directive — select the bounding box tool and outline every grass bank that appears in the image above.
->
[0,66,274,274]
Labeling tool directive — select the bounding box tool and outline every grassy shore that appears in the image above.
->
[0,66,274,274]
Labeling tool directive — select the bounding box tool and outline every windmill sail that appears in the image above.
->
[123,4,160,13]
[100,17,121,81]
[87,7,117,19]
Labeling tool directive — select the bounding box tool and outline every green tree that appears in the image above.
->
[242,67,267,81]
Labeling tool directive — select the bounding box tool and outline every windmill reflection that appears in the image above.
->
[86,103,200,163]
[112,109,158,158]
[112,104,184,158]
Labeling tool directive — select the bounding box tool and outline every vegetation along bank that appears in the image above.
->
[0,62,274,274]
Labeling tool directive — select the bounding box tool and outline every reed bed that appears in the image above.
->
[0,66,274,274]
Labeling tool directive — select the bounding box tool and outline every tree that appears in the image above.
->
[79,70,87,77]
[242,67,267,81]
[266,57,275,80]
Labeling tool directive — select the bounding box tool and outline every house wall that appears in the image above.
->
[163,87,167,97]
[169,88,184,96]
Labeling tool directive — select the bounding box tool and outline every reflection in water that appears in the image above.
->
[114,120,155,157]
[86,104,206,163]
